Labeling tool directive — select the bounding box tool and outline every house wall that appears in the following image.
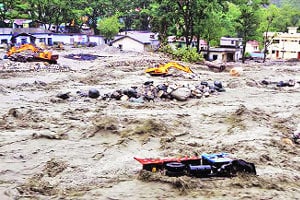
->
[220,37,242,47]
[208,52,224,62]
[112,37,145,52]
[0,28,13,34]
[206,50,242,62]
[88,36,105,45]
[245,43,259,53]
[266,27,300,60]
[51,34,88,45]
[0,34,10,44]
[268,37,300,59]
[0,32,105,47]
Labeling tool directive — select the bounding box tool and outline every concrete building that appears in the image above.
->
[0,28,105,47]
[265,27,300,60]
[245,40,260,53]
[0,18,105,47]
[204,37,243,62]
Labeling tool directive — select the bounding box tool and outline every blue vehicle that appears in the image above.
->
[201,153,232,168]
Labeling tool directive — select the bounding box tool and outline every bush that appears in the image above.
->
[160,44,174,55]
[160,45,203,63]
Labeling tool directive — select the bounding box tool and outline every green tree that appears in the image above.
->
[199,1,226,59]
[176,0,198,47]
[259,4,279,62]
[234,0,270,63]
[0,0,30,22]
[144,1,177,46]
[222,2,241,37]
[97,15,123,43]
[272,4,300,31]
[26,0,76,32]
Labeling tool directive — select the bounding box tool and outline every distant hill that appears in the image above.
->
[270,0,300,8]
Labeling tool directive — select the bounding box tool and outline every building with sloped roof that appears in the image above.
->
[111,31,160,52]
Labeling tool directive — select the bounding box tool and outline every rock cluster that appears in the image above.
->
[72,80,226,102]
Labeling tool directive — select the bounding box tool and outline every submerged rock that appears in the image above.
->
[56,92,70,100]
[88,88,100,98]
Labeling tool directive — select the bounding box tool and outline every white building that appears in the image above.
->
[245,40,260,53]
[111,31,160,52]
[265,27,300,60]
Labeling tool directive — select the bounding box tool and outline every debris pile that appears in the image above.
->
[64,54,98,61]
[68,80,226,102]
[261,79,296,87]
[135,153,256,178]
[0,61,70,72]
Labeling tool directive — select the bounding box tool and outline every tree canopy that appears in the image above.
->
[1,0,299,62]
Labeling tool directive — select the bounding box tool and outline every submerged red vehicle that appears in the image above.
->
[134,156,201,172]
[134,153,256,177]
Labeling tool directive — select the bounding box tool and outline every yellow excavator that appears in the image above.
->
[145,62,193,76]
[7,43,59,64]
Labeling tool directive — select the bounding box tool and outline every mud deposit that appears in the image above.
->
[0,45,299,200]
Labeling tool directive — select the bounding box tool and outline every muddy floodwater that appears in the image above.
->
[0,45,299,200]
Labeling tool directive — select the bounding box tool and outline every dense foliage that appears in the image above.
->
[98,15,123,42]
[0,0,299,62]
[161,45,204,63]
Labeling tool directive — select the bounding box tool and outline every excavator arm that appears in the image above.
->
[145,62,193,76]
[7,44,39,57]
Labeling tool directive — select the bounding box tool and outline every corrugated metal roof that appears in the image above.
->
[117,31,158,44]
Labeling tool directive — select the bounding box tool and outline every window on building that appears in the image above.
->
[21,38,27,44]
[231,41,234,44]
[272,50,275,54]
[213,55,218,60]
[1,39,7,44]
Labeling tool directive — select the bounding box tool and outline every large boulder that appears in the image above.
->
[170,87,191,101]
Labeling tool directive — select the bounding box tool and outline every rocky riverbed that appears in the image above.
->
[0,45,299,200]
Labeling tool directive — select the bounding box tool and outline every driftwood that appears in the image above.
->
[203,61,227,72]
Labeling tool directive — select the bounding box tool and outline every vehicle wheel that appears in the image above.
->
[165,170,185,177]
[165,162,185,172]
